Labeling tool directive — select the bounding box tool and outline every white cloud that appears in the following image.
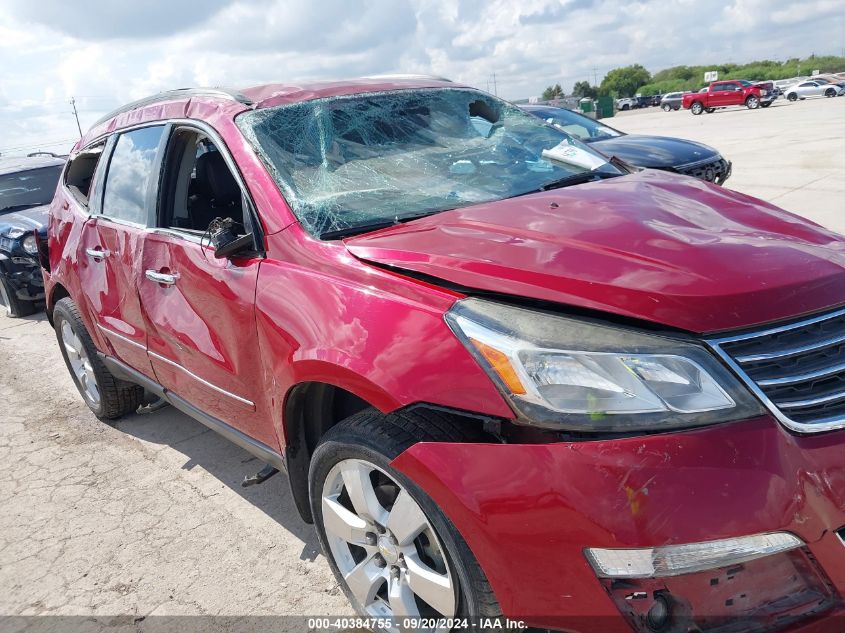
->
[0,0,842,155]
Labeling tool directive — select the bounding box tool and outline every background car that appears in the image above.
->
[660,92,684,111]
[521,104,732,184]
[616,97,637,111]
[0,154,63,317]
[785,80,844,101]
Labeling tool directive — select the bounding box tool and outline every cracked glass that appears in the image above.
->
[237,88,619,238]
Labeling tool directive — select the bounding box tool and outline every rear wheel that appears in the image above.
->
[621,104,630,111]
[825,88,836,98]
[705,107,716,113]
[53,297,144,419]
[745,95,759,109]
[690,101,704,115]
[0,277,35,318]
[761,101,771,107]
[309,409,500,630]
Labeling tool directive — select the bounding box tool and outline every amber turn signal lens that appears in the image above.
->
[469,338,527,395]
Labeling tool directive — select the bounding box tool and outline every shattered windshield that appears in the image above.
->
[0,166,62,213]
[237,88,621,238]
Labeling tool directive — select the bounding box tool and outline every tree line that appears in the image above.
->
[541,55,845,100]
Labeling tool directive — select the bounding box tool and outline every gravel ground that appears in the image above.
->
[1,96,843,628]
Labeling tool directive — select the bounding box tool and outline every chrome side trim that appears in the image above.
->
[96,323,146,351]
[148,351,254,408]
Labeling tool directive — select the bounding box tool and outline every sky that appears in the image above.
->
[1,0,843,156]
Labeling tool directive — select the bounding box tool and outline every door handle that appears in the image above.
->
[145,270,179,286]
[85,247,110,260]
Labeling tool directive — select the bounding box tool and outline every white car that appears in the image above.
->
[784,81,844,101]
[616,97,637,111]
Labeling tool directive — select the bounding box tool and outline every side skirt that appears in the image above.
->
[98,352,286,473]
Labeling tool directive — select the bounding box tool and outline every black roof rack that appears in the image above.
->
[91,88,253,129]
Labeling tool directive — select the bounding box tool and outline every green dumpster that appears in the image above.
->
[578,97,594,114]
[596,95,614,119]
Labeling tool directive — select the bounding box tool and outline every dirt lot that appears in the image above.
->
[1,96,844,626]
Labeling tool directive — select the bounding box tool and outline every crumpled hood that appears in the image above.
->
[345,170,845,334]
[590,135,720,169]
[0,204,49,236]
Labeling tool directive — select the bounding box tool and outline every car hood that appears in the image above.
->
[0,204,49,235]
[345,170,845,334]
[589,135,721,169]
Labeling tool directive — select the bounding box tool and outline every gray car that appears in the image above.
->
[660,92,684,111]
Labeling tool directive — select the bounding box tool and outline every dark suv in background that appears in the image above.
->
[0,154,63,317]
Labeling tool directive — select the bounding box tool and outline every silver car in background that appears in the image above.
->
[660,92,684,111]
[785,80,844,101]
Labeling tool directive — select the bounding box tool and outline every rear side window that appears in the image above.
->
[102,126,164,225]
[65,144,104,206]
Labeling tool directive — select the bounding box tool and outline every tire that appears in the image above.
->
[787,93,798,102]
[761,102,771,108]
[690,101,704,115]
[705,107,716,113]
[825,88,836,98]
[309,408,501,628]
[53,297,144,419]
[745,95,759,109]
[0,277,36,318]
[662,104,671,112]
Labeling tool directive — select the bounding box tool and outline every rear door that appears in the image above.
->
[137,125,274,448]
[77,126,168,378]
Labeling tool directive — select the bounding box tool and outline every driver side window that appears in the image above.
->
[159,129,247,235]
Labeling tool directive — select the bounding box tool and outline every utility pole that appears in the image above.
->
[593,67,598,86]
[492,72,498,96]
[70,97,82,139]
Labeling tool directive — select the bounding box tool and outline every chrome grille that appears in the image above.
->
[708,307,845,432]
[0,236,15,252]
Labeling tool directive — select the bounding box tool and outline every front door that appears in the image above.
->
[138,127,274,448]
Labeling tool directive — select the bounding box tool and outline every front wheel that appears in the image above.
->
[690,101,704,115]
[761,101,771,107]
[746,95,759,109]
[662,104,671,112]
[53,297,144,419]
[310,409,500,629]
[787,93,798,102]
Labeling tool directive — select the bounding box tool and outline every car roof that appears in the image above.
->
[78,75,463,151]
[0,154,65,177]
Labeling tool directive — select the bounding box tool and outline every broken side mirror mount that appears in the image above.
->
[208,217,254,259]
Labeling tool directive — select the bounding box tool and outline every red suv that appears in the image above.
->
[44,77,845,632]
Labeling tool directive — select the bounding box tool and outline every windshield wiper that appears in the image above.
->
[534,170,620,193]
[320,210,441,240]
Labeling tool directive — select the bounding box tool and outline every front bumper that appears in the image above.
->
[673,157,732,185]
[392,415,845,631]
[0,252,45,301]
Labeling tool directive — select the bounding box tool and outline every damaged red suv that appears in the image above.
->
[44,77,845,632]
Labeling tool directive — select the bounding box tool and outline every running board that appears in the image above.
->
[98,352,286,473]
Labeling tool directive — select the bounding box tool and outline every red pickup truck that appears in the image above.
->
[682,80,765,114]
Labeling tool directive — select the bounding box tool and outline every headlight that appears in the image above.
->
[445,298,763,432]
[22,234,38,256]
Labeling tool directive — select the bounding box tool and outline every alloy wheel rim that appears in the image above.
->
[61,320,100,406]
[322,458,456,631]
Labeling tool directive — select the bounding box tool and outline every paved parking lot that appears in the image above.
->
[612,97,845,233]
[1,97,843,624]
